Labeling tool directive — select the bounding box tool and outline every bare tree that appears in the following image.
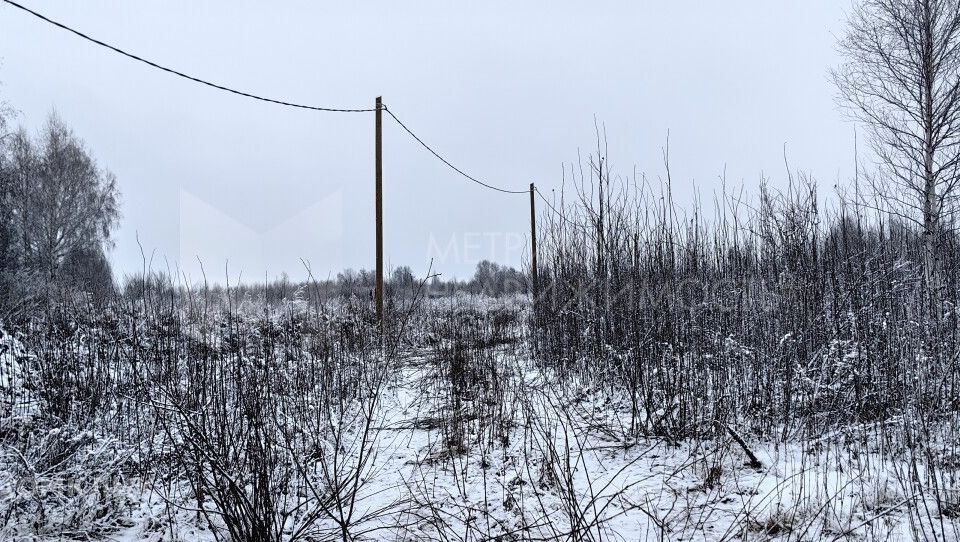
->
[834,0,960,289]
[0,99,16,313]
[6,112,120,281]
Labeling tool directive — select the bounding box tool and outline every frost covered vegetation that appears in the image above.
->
[6,0,960,537]
[4,163,960,540]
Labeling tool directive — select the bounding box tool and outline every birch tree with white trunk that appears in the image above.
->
[834,0,960,295]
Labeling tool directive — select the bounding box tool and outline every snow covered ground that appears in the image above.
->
[39,350,946,541]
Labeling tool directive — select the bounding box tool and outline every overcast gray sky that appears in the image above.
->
[0,1,854,282]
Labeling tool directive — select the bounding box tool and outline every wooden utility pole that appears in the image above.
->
[375,97,384,328]
[529,182,539,312]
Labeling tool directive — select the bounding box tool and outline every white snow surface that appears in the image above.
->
[2,346,957,541]
[94,355,955,541]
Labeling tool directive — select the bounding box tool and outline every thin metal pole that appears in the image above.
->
[530,182,539,313]
[375,97,384,329]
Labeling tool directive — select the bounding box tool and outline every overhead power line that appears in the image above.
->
[534,186,593,235]
[6,0,551,199]
[1,0,374,113]
[7,0,601,306]
[382,106,529,195]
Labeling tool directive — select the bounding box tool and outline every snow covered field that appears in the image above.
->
[2,307,959,542]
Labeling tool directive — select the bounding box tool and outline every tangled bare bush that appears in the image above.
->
[0,419,133,540]
[533,156,960,443]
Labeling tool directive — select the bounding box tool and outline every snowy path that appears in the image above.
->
[37,350,960,541]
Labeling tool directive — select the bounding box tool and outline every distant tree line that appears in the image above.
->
[118,259,529,310]
[336,261,529,300]
[337,260,529,297]
[0,106,120,318]
[139,260,530,308]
